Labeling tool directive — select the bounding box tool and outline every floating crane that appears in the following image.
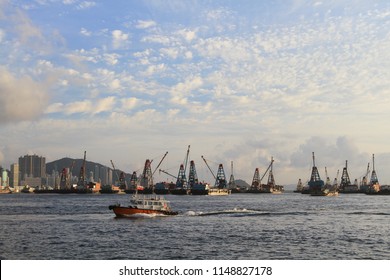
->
[110,160,127,190]
[159,146,189,195]
[228,161,237,191]
[201,156,226,189]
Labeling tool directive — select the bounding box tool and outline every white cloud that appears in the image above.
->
[80,27,91,36]
[136,20,157,29]
[0,68,49,124]
[141,34,170,45]
[112,29,130,49]
[0,28,4,42]
[95,96,116,114]
[77,1,96,10]
[176,29,196,42]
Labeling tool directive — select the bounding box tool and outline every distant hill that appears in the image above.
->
[46,157,131,182]
[46,158,252,187]
[234,179,250,188]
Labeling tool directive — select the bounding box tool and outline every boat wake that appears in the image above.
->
[184,208,270,217]
[115,213,170,219]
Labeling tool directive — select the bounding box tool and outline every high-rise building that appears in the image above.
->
[1,169,8,186]
[18,154,46,180]
[94,165,100,182]
[10,163,19,188]
[100,166,108,185]
[108,169,113,185]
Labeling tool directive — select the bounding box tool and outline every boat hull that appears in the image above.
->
[109,205,178,217]
[208,188,231,195]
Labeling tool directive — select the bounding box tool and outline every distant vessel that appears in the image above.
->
[339,161,359,193]
[246,157,283,194]
[153,182,170,194]
[109,193,178,217]
[308,152,338,196]
[0,187,12,194]
[294,179,304,193]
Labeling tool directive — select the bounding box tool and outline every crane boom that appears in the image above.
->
[260,158,274,182]
[152,151,168,175]
[201,156,216,179]
[110,160,120,181]
[159,169,177,179]
[183,145,190,175]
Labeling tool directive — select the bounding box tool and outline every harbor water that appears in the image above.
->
[0,192,389,260]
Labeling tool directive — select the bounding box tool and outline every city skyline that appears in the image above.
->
[1,0,390,185]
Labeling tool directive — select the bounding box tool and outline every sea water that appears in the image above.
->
[0,192,389,259]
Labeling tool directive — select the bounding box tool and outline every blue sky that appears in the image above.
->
[1,0,390,185]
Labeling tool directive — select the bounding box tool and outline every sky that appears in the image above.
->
[1,0,390,186]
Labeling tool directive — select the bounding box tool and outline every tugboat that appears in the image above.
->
[109,192,178,217]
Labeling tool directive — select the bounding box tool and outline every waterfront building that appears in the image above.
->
[10,163,19,188]
[100,166,108,185]
[1,169,8,186]
[18,154,46,180]
[18,154,46,187]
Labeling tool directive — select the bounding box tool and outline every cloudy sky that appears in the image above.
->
[1,0,390,185]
